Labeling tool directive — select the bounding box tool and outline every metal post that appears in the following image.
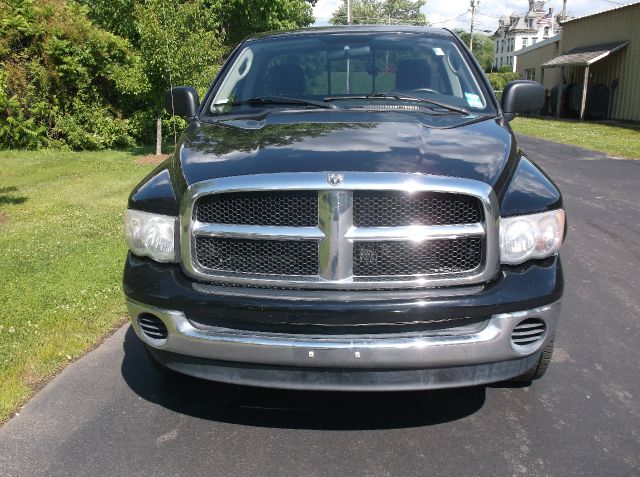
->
[579,65,589,120]
[556,66,564,118]
[346,0,352,24]
[540,67,546,113]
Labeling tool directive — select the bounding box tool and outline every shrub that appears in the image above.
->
[487,72,521,92]
[0,0,148,150]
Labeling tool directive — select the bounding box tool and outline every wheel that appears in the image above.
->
[508,339,554,384]
[144,345,178,378]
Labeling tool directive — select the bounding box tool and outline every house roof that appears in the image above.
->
[541,41,629,68]
[561,1,640,24]
[515,34,561,56]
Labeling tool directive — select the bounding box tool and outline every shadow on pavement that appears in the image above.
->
[121,326,486,430]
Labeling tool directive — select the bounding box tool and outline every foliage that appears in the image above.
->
[135,0,224,109]
[0,0,315,150]
[455,31,495,72]
[0,0,148,149]
[498,65,513,73]
[217,0,314,47]
[0,148,157,423]
[330,0,426,25]
[487,72,520,91]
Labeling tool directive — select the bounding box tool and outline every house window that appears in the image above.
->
[496,42,499,52]
[522,37,528,47]
[525,69,536,81]
[544,27,550,37]
[532,37,538,44]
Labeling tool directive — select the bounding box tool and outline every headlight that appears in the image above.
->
[500,209,565,265]
[125,209,177,263]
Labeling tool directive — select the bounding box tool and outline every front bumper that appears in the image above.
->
[124,254,563,390]
[128,298,560,369]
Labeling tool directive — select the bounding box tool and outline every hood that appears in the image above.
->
[174,110,517,195]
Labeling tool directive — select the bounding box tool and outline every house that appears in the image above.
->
[525,1,640,121]
[515,35,561,90]
[493,0,563,72]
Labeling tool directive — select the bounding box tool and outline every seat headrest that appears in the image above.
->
[395,59,432,91]
[264,64,306,96]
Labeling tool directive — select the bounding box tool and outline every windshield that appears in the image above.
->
[208,32,494,116]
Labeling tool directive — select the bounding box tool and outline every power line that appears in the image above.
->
[430,10,471,25]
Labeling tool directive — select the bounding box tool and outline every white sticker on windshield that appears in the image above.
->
[464,92,483,109]
[433,47,445,56]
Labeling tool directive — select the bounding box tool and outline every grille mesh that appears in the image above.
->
[353,191,482,227]
[195,238,318,275]
[353,239,483,276]
[196,191,318,226]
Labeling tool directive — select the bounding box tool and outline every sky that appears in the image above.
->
[312,0,634,32]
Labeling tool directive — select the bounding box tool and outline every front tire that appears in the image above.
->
[508,339,554,384]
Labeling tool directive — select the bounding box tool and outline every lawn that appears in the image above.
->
[0,150,155,423]
[511,117,640,159]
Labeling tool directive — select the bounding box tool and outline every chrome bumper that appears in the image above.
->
[126,299,561,370]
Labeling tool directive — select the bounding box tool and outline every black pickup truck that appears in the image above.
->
[123,26,565,391]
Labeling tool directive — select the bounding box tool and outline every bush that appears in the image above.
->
[0,0,148,150]
[486,72,521,92]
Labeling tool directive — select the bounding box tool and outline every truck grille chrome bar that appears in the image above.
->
[180,172,500,289]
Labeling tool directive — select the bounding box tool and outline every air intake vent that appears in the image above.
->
[138,314,168,341]
[511,318,546,348]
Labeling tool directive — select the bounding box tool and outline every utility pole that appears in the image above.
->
[346,0,353,24]
[561,0,567,21]
[469,0,478,52]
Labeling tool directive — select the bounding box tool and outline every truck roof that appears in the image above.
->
[247,25,454,41]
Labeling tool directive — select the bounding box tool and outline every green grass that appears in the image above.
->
[0,150,155,423]
[511,117,640,159]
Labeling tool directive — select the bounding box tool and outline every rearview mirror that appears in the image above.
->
[164,86,199,120]
[501,80,544,118]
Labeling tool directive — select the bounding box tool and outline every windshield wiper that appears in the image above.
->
[324,93,470,115]
[218,96,337,109]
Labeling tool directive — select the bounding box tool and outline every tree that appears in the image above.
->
[455,31,495,72]
[1,0,316,151]
[330,0,427,25]
[216,0,314,47]
[0,0,148,149]
[134,0,225,154]
[133,0,314,154]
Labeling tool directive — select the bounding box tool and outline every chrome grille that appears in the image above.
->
[353,239,483,277]
[196,191,317,226]
[181,172,499,290]
[353,191,482,226]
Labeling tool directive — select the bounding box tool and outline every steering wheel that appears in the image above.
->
[410,88,440,95]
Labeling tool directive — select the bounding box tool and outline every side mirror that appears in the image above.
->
[164,86,199,120]
[501,80,544,119]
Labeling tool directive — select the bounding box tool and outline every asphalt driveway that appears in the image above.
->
[1,136,639,476]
